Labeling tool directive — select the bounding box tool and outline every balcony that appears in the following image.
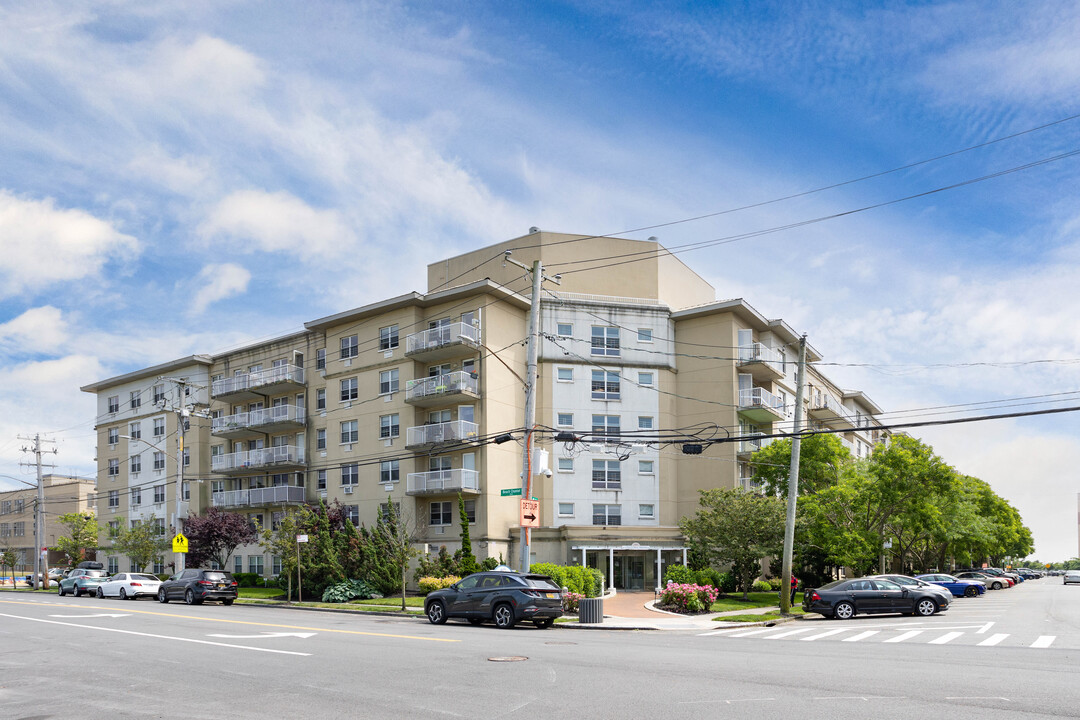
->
[405,371,480,408]
[211,405,306,439]
[211,364,306,400]
[405,420,479,450]
[808,395,856,429]
[406,468,480,496]
[736,432,774,457]
[737,343,784,381]
[738,387,785,423]
[211,445,306,474]
[211,486,307,508]
[405,322,480,362]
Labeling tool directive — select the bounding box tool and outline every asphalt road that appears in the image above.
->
[3,578,1078,719]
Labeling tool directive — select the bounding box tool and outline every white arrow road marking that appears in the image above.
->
[49,613,130,618]
[207,632,317,639]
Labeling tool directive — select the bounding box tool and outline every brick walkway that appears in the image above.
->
[600,590,669,618]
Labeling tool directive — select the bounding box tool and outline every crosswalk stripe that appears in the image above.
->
[763,627,816,640]
[977,633,1009,647]
[801,628,849,642]
[697,628,752,636]
[1031,636,1055,648]
[929,631,963,644]
[841,630,879,642]
[883,630,923,643]
[727,627,784,637]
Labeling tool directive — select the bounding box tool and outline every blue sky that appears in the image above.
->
[2,0,1079,560]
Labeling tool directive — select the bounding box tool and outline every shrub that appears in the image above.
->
[417,575,460,594]
[231,572,262,588]
[562,591,585,613]
[480,556,500,571]
[767,577,783,591]
[695,568,723,590]
[660,581,719,613]
[751,579,772,593]
[718,572,737,594]
[663,564,696,587]
[320,578,380,603]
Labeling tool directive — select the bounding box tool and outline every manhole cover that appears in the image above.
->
[488,656,529,662]
[544,641,577,646]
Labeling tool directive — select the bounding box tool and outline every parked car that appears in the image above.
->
[157,569,238,605]
[916,573,986,597]
[1064,570,1080,585]
[424,570,563,629]
[871,574,954,603]
[47,567,65,581]
[57,567,109,597]
[96,572,162,600]
[955,571,1011,590]
[802,577,949,619]
[982,568,1022,584]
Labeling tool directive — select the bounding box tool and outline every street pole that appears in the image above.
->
[20,433,55,591]
[176,405,186,573]
[520,259,542,573]
[779,335,807,615]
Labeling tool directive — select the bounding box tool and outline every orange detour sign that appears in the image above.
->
[520,499,540,528]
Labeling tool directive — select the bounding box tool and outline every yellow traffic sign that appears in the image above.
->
[172,533,189,554]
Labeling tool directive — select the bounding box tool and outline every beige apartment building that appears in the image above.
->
[82,231,886,588]
[0,474,97,571]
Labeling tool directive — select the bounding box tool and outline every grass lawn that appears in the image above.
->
[352,596,425,607]
[713,607,807,623]
[708,591,785,612]
[238,587,287,600]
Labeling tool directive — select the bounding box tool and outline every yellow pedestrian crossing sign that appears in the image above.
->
[172,533,189,554]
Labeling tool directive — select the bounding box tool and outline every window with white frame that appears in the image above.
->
[0,500,8,514]
[379,414,400,439]
[154,485,165,503]
[183,449,189,466]
[592,504,621,526]
[343,505,359,526]
[316,348,326,370]
[13,522,24,536]
[637,371,654,386]
[341,464,358,486]
[557,457,574,472]
[248,555,264,575]
[108,427,119,445]
[108,490,119,508]
[153,452,165,470]
[182,481,190,501]
[591,370,620,400]
[380,369,399,394]
[591,414,620,442]
[108,395,119,413]
[316,388,326,410]
[638,460,654,475]
[107,557,118,574]
[153,517,165,535]
[341,335,358,359]
[272,555,283,575]
[558,503,574,516]
[341,420,358,444]
[13,499,22,513]
[379,325,399,351]
[153,417,165,437]
[234,556,243,574]
[557,367,574,382]
[591,326,620,356]
[592,459,621,489]
[429,501,452,526]
[153,557,165,574]
[152,384,165,404]
[379,502,400,522]
[129,421,141,439]
[130,487,141,506]
[0,523,8,536]
[108,459,119,476]
[638,416,654,430]
[317,469,327,490]
[463,499,476,523]
[316,429,326,450]
[380,460,399,484]
[557,412,573,427]
[340,377,358,402]
[130,390,141,409]
[556,322,572,337]
[639,504,655,518]
[637,328,653,343]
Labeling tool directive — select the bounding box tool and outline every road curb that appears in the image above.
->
[233,599,425,619]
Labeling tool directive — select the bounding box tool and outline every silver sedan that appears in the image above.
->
[96,572,163,600]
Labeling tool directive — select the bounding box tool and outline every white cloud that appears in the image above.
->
[126,148,213,196]
[189,262,251,315]
[198,190,354,258]
[0,191,139,297]
[0,306,69,354]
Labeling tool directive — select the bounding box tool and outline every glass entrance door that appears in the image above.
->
[622,555,645,590]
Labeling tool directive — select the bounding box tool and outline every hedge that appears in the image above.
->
[529,563,603,598]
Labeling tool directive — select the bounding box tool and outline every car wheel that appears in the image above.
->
[426,601,447,625]
[73,585,81,598]
[57,584,65,596]
[534,618,554,629]
[493,603,517,629]
[832,602,855,620]
[96,587,104,598]
[992,582,1002,590]
[158,588,169,603]
[222,599,234,606]
[916,598,937,616]
[964,586,978,598]
[184,589,200,605]
[468,618,483,625]
[119,588,128,600]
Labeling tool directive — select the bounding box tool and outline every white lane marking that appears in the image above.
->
[841,630,879,642]
[698,627,754,636]
[1031,636,1056,648]
[0,612,311,656]
[726,627,784,637]
[977,633,1009,647]
[929,631,964,644]
[678,698,776,705]
[883,630,923,643]
[49,613,130,618]
[945,697,1009,701]
[800,628,849,641]
[812,696,905,701]
[207,632,316,639]
[763,627,816,640]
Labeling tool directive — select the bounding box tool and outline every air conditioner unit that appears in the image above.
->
[343,486,354,494]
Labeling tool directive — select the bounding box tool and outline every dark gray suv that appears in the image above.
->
[157,569,238,605]
[424,571,563,629]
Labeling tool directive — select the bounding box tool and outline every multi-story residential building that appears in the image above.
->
[0,474,97,570]
[82,231,885,588]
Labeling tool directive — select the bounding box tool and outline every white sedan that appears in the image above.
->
[95,573,163,600]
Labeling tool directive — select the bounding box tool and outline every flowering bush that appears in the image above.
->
[660,581,719,613]
[417,576,460,594]
[562,591,585,613]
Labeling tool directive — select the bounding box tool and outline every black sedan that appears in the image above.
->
[803,577,949,619]
[157,569,238,605]
[424,570,562,629]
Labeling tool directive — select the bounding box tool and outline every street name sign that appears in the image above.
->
[501,488,522,497]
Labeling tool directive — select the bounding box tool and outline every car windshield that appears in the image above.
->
[888,576,916,586]
[202,572,229,581]
[523,576,560,590]
[818,579,849,591]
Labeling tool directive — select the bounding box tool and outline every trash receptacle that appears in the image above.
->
[578,597,603,623]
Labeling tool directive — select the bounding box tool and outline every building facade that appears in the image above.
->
[0,474,97,570]
[82,231,886,588]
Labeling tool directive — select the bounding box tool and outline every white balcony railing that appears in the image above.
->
[406,322,479,355]
[406,468,480,495]
[738,342,783,369]
[211,486,306,508]
[738,432,774,454]
[211,445,305,472]
[211,364,305,397]
[738,387,785,414]
[405,371,479,403]
[406,420,479,447]
[811,394,857,425]
[212,405,306,434]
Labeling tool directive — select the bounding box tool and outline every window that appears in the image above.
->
[152,384,165,404]
[248,555,264,575]
[341,334,358,359]
[592,459,621,489]
[379,502,400,522]
[108,395,119,413]
[557,367,574,382]
[591,326,620,356]
[637,371,654,386]
[316,429,326,450]
[380,369,399,394]
[341,464,358,486]
[154,485,166,503]
[380,460,399,484]
[379,325,399,351]
[316,388,326,411]
[637,328,653,343]
[0,523,7,536]
[341,420,358,444]
[183,449,190,466]
[130,487,142,506]
[271,473,288,486]
[183,481,190,501]
[380,414,400,439]
[234,556,243,574]
[556,323,573,337]
[129,421,141,439]
[107,557,118,574]
[129,455,141,473]
[0,501,8,514]
[591,414,620,442]
[152,557,165,575]
[13,499,23,513]
[344,505,359,526]
[316,348,326,370]
[108,459,119,476]
[153,452,165,470]
[153,417,165,437]
[317,469,327,490]
[591,370,620,400]
[558,503,574,516]
[13,522,24,537]
[639,504,655,518]
[638,416,653,430]
[638,460,654,475]
[430,501,452,526]
[130,390,141,409]
[272,556,283,575]
[592,504,621,526]
[557,457,574,472]
[557,412,573,427]
[106,520,120,538]
[340,378,358,402]
[153,517,166,535]
[463,499,476,523]
[108,491,119,508]
[108,427,119,444]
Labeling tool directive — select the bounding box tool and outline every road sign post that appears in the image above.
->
[296,534,308,603]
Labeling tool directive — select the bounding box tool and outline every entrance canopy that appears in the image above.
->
[572,544,690,592]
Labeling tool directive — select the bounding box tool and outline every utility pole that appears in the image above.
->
[19,434,56,591]
[779,335,807,615]
[162,377,192,574]
[503,251,559,573]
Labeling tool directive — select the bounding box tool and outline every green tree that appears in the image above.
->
[110,515,170,572]
[374,498,419,611]
[0,546,16,586]
[259,511,300,601]
[55,512,102,566]
[455,493,479,576]
[680,488,786,599]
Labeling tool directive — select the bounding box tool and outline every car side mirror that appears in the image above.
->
[902,587,909,595]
